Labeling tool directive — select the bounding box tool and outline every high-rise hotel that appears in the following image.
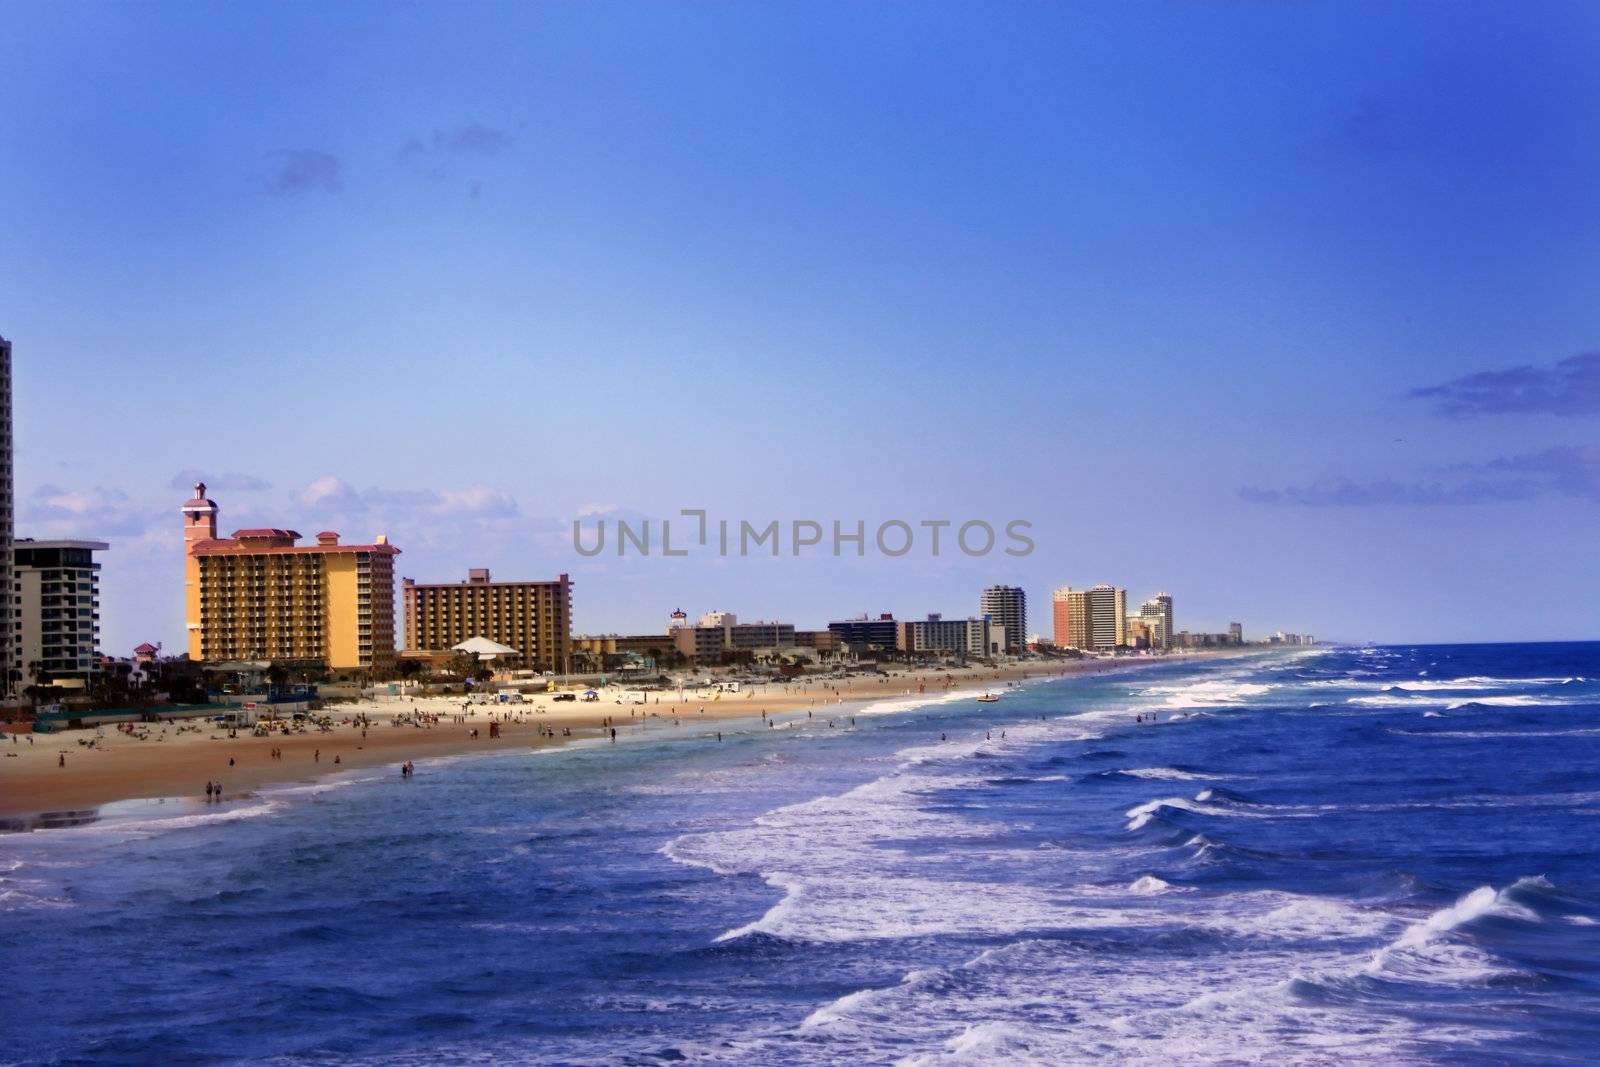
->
[1140,592,1174,650]
[183,484,399,670]
[403,569,572,673]
[0,335,12,694]
[1053,584,1126,650]
[979,585,1026,654]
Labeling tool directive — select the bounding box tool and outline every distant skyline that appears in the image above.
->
[4,1,1598,652]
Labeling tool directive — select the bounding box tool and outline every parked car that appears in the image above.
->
[552,692,576,702]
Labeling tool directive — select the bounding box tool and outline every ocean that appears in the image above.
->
[3,643,1598,1065]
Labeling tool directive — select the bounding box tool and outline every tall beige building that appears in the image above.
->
[403,569,572,672]
[0,335,12,694]
[1141,592,1174,650]
[184,485,399,671]
[979,585,1026,654]
[1053,584,1126,650]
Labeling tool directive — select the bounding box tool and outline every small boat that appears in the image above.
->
[976,693,1001,703]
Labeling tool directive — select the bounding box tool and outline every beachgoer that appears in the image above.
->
[58,752,65,767]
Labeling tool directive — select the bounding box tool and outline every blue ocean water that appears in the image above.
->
[3,643,1599,1066]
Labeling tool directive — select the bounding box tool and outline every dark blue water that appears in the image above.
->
[4,644,1599,1065]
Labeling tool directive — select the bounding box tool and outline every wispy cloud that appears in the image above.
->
[396,123,507,197]
[1407,352,1600,417]
[263,149,342,195]
[168,470,272,492]
[397,123,508,165]
[1238,478,1539,507]
[1241,446,1600,507]
[299,477,519,519]
[1467,446,1600,503]
[20,484,173,546]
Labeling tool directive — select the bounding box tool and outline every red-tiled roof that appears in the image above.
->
[232,528,301,540]
[133,642,159,654]
[190,539,399,556]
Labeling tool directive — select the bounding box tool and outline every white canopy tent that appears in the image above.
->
[451,636,520,660]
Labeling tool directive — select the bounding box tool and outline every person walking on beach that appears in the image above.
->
[314,749,320,762]
[58,752,65,768]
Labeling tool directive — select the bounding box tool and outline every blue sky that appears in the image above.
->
[4,1,1598,652]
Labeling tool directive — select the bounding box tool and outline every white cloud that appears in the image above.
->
[300,475,365,511]
[438,486,518,518]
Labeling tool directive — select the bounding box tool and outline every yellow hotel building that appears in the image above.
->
[182,483,399,670]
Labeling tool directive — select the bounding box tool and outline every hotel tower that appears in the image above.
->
[1053,584,1126,650]
[183,485,399,671]
[0,336,12,694]
[403,569,573,673]
[979,585,1026,654]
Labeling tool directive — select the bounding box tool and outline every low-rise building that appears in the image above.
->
[671,613,797,664]
[828,614,899,653]
[895,613,1005,658]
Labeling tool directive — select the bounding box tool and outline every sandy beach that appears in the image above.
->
[0,653,1244,822]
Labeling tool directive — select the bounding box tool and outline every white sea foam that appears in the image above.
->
[1345,694,1428,708]
[1367,878,1544,980]
[853,687,997,718]
[1124,791,1304,831]
[1121,766,1236,782]
[1140,679,1273,709]
[753,890,1498,1067]
[1445,694,1584,709]
[70,798,285,837]
[896,1021,1054,1066]
[1128,874,1191,895]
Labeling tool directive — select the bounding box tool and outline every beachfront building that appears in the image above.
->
[670,611,798,664]
[1229,622,1244,644]
[1053,584,1126,651]
[574,632,680,661]
[1053,587,1087,649]
[828,614,900,654]
[13,539,107,690]
[402,569,572,673]
[183,485,399,671]
[1140,593,1174,650]
[979,586,1026,654]
[895,613,1006,658]
[0,335,13,694]
[792,630,842,654]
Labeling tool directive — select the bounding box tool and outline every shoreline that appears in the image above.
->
[0,651,1257,828]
